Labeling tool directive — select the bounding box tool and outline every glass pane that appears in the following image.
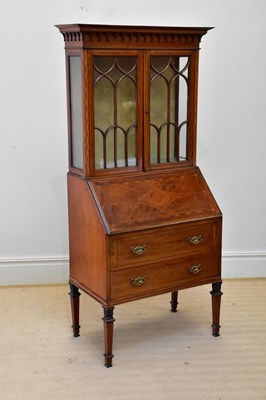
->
[127,126,137,166]
[106,128,115,168]
[94,77,114,131]
[160,126,167,162]
[150,125,158,164]
[117,77,136,129]
[93,56,138,170]
[69,56,83,169]
[150,55,189,165]
[178,76,188,125]
[150,76,167,127]
[179,123,188,160]
[117,129,126,167]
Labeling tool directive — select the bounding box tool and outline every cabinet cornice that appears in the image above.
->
[56,24,213,49]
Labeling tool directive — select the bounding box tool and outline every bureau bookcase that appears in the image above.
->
[57,24,222,367]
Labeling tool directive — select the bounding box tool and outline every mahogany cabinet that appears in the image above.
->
[56,24,222,367]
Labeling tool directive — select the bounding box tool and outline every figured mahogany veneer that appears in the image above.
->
[111,252,220,302]
[111,220,216,269]
[68,170,221,306]
[57,24,223,368]
[56,24,213,50]
[89,168,220,233]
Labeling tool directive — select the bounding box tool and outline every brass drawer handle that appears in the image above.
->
[131,276,146,286]
[131,245,147,255]
[188,264,202,274]
[188,235,203,245]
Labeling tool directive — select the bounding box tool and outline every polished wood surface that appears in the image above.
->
[58,24,222,367]
[110,219,220,270]
[111,252,220,303]
[69,283,80,337]
[102,307,115,368]
[67,174,108,303]
[210,282,223,336]
[89,168,221,233]
[56,24,212,50]
[57,25,211,178]
[170,291,179,313]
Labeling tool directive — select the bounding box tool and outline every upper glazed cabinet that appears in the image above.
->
[59,25,207,176]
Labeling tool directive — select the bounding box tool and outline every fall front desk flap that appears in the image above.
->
[88,168,222,234]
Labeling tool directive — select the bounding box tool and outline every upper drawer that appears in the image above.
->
[109,219,221,270]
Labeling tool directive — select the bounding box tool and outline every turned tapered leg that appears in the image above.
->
[170,291,179,312]
[102,306,115,368]
[69,283,81,337]
[210,282,223,337]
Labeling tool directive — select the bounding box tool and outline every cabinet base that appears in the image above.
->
[69,282,222,367]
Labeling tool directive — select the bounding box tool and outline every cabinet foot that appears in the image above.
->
[170,291,179,312]
[102,306,115,368]
[210,282,223,337]
[69,283,81,337]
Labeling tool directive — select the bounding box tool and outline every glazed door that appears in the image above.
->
[90,51,143,175]
[85,49,198,176]
[144,51,198,171]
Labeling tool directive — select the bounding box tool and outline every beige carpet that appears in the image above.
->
[1,279,266,399]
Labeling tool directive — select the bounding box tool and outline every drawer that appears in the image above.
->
[110,220,218,270]
[111,252,221,301]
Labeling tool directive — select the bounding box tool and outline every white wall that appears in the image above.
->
[1,0,266,285]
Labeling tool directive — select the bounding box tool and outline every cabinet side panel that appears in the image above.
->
[213,216,223,278]
[68,174,107,301]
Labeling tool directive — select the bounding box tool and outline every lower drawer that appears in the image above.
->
[111,253,220,301]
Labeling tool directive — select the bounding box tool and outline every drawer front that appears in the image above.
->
[111,252,221,301]
[110,221,217,270]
